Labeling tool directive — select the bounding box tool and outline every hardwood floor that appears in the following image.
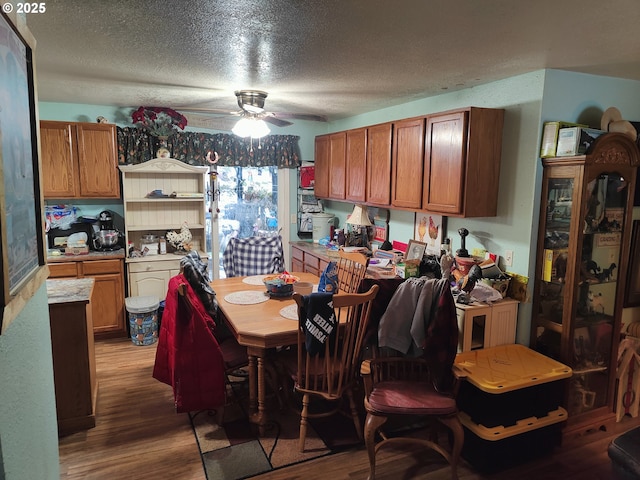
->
[58,338,640,479]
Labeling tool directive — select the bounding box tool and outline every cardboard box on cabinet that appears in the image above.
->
[540,121,588,158]
[556,127,606,156]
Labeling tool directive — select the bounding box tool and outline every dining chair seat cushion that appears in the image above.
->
[367,380,457,416]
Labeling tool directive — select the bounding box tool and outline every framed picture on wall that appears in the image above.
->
[414,213,446,256]
[0,12,47,333]
[406,240,427,261]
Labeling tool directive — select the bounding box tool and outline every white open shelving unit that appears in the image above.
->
[119,158,209,299]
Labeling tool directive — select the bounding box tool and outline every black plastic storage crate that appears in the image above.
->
[460,407,567,473]
[455,344,572,428]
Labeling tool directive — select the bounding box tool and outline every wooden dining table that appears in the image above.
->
[210,272,320,435]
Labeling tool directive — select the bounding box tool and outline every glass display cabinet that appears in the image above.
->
[531,133,639,436]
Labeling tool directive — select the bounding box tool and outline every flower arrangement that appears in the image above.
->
[131,106,188,137]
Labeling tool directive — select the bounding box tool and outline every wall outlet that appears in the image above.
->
[504,249,514,267]
[290,214,297,224]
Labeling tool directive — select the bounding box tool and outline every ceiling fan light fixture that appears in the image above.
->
[232,117,271,138]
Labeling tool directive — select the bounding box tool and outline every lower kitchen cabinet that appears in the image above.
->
[127,257,181,300]
[48,257,126,338]
[291,243,331,276]
[47,278,97,436]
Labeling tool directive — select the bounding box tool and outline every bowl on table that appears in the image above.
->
[263,274,300,298]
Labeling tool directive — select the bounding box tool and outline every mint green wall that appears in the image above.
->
[0,285,60,480]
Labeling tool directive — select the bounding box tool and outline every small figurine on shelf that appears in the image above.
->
[597,263,617,282]
[456,264,483,304]
[580,259,600,283]
[588,291,605,314]
[166,222,193,254]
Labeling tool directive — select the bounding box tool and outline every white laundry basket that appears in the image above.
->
[125,296,160,346]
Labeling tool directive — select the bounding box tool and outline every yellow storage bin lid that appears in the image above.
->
[454,344,572,393]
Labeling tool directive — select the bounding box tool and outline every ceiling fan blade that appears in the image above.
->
[271,112,328,122]
[183,113,237,131]
[262,116,293,127]
[177,106,242,116]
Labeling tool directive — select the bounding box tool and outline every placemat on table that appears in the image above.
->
[279,304,298,320]
[242,275,267,286]
[224,290,270,305]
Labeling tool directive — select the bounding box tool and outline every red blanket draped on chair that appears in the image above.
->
[153,274,226,413]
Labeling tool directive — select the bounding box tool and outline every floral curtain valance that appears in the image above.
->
[116,127,301,168]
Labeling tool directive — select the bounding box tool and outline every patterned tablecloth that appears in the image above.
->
[224,290,270,305]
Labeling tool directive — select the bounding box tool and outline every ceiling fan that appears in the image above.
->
[179,90,328,128]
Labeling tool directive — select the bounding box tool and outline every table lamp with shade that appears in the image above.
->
[345,204,373,248]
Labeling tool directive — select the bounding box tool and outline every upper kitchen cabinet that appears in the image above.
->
[314,134,330,198]
[366,123,393,206]
[422,107,504,217]
[345,127,367,202]
[40,121,121,199]
[314,132,346,200]
[392,117,425,209]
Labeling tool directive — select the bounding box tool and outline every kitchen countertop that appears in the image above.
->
[47,249,126,263]
[290,241,341,260]
[46,278,95,304]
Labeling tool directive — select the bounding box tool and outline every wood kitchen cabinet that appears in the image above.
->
[366,123,393,206]
[346,128,367,202]
[314,107,503,217]
[48,258,126,337]
[314,132,346,200]
[291,243,331,276]
[313,135,330,198]
[423,107,504,217]
[40,120,120,199]
[392,117,426,209]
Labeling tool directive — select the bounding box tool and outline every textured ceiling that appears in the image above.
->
[23,0,640,129]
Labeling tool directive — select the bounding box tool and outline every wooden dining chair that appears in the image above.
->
[336,249,369,293]
[282,284,379,452]
[360,281,465,480]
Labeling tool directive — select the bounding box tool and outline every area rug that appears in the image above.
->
[189,377,362,479]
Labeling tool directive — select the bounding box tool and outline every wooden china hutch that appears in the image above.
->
[531,133,640,439]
